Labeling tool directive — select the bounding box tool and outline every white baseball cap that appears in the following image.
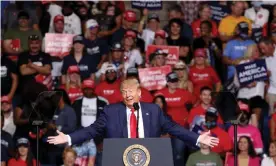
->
[86,19,99,29]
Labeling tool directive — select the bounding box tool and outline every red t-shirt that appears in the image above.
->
[95,80,123,104]
[191,19,218,38]
[60,85,83,104]
[8,158,38,166]
[189,66,220,98]
[210,126,233,153]
[140,87,153,103]
[155,88,196,126]
[187,105,224,125]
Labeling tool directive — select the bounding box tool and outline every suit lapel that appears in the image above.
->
[141,103,150,137]
[118,102,128,138]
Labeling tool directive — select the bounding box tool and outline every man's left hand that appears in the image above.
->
[198,131,219,148]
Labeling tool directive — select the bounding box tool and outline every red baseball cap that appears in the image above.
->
[54,15,64,23]
[238,101,249,113]
[1,96,11,103]
[123,10,136,22]
[194,48,207,58]
[67,65,79,74]
[82,79,95,89]
[154,30,166,39]
[124,30,137,39]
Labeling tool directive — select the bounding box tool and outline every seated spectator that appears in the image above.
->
[1,96,16,136]
[234,44,266,99]
[1,53,18,99]
[48,1,63,33]
[191,4,218,38]
[227,136,260,166]
[125,67,153,103]
[83,19,108,70]
[123,30,143,71]
[188,87,224,127]
[153,95,167,112]
[149,49,167,67]
[61,66,83,104]
[62,35,97,83]
[8,138,38,166]
[259,38,276,115]
[261,141,276,166]
[163,4,193,43]
[75,3,90,29]
[189,48,221,99]
[139,10,161,51]
[62,147,77,166]
[98,42,125,79]
[3,11,42,57]
[218,1,252,42]
[228,104,264,154]
[178,1,201,25]
[270,103,276,141]
[173,61,193,93]
[18,35,52,90]
[186,143,223,166]
[1,112,14,166]
[223,22,255,81]
[95,64,123,104]
[111,10,136,44]
[62,2,82,35]
[153,29,167,46]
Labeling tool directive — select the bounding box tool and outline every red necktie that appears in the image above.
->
[130,108,137,138]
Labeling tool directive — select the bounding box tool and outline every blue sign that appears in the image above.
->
[131,0,162,10]
[236,59,268,86]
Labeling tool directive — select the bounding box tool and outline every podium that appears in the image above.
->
[102,138,174,166]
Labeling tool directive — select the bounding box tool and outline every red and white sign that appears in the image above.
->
[146,45,179,66]
[45,33,75,58]
[138,65,172,91]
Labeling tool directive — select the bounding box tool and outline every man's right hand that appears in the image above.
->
[47,130,68,145]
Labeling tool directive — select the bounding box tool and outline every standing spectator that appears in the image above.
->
[1,112,14,166]
[62,35,97,83]
[123,30,143,71]
[218,1,252,42]
[62,2,82,35]
[259,38,276,114]
[72,79,108,166]
[95,65,123,104]
[83,19,109,70]
[270,104,276,141]
[17,35,52,90]
[3,11,42,57]
[163,5,193,43]
[188,87,224,126]
[189,48,221,99]
[1,53,18,99]
[153,29,167,46]
[227,136,260,166]
[207,1,230,24]
[1,96,16,136]
[149,49,167,67]
[125,67,153,103]
[62,147,77,166]
[178,1,201,25]
[111,10,136,44]
[173,61,193,93]
[61,66,83,104]
[8,138,38,166]
[191,4,218,38]
[223,22,255,81]
[186,143,223,166]
[261,141,276,166]
[153,95,167,112]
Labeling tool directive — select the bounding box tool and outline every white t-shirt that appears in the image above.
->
[141,29,155,51]
[124,49,143,72]
[265,48,276,94]
[81,97,97,127]
[261,157,275,166]
[48,3,62,33]
[64,13,82,35]
[3,112,16,136]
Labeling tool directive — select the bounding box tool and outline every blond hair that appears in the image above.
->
[120,78,140,91]
[244,44,258,59]
[66,73,82,90]
[62,147,77,159]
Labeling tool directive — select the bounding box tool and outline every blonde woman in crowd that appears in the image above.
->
[173,61,193,93]
[62,147,77,166]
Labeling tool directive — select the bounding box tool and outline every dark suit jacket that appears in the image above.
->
[69,102,199,145]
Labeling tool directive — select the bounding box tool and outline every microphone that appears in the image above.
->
[133,103,140,138]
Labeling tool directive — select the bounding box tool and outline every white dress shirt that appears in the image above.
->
[261,157,275,166]
[126,103,144,138]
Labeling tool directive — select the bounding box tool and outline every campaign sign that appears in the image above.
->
[236,59,268,86]
[45,33,75,58]
[138,65,171,91]
[131,0,162,10]
[146,45,179,66]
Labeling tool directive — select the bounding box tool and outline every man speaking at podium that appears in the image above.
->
[48,78,219,148]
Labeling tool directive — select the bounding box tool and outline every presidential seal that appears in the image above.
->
[123,144,150,166]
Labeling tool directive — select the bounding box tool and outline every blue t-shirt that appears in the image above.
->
[223,39,255,79]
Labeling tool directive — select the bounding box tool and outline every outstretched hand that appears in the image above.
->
[47,130,68,145]
[198,131,219,148]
